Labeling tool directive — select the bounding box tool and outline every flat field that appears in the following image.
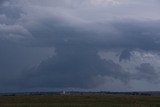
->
[0,95,160,107]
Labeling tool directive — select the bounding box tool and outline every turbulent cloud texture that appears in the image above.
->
[0,0,160,92]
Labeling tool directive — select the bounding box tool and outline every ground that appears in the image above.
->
[0,95,160,107]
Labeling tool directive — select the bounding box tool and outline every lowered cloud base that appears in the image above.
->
[0,0,160,92]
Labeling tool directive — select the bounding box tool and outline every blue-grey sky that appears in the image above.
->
[0,0,160,92]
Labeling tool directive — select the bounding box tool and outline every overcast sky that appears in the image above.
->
[0,0,160,92]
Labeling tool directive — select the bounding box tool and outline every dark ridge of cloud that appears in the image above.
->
[18,46,130,89]
[111,21,160,51]
[28,19,160,52]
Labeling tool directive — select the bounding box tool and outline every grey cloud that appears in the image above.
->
[0,0,160,91]
[23,19,160,89]
[119,49,131,62]
[111,21,160,50]
[0,0,6,5]
[29,19,160,50]
[2,17,160,91]
[20,50,129,89]
[0,4,22,20]
[135,63,159,82]
[0,40,54,92]
[1,17,160,91]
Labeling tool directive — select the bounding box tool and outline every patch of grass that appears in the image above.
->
[0,95,160,107]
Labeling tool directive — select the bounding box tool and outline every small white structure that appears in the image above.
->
[62,91,66,95]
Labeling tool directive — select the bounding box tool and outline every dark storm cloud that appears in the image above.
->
[0,2,22,25]
[0,0,160,91]
[112,21,160,51]
[21,52,130,89]
[0,0,6,5]
[135,63,159,82]
[29,19,160,50]
[119,49,131,62]
[1,18,160,90]
[0,40,54,92]
[19,19,160,89]
[0,7,22,20]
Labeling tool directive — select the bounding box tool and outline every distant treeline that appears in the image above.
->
[0,91,160,96]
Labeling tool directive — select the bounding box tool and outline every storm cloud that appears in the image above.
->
[0,0,160,92]
[135,63,159,82]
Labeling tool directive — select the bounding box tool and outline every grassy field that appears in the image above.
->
[0,95,160,107]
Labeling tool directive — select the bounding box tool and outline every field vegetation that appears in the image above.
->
[0,95,160,107]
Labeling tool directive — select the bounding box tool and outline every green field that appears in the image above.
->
[0,95,160,107]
